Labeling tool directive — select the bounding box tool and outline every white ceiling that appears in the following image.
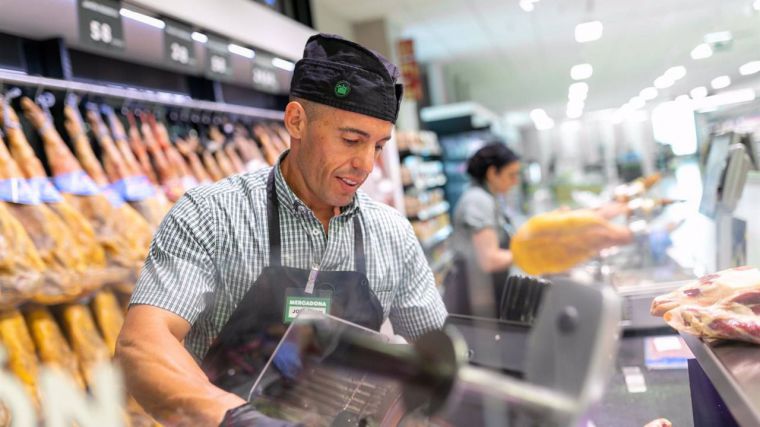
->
[315,0,760,118]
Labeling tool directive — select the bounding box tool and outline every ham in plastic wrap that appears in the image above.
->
[1,97,125,301]
[21,97,152,284]
[651,266,760,344]
[87,103,170,228]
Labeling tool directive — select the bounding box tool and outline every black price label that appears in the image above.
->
[164,19,195,68]
[251,61,280,93]
[78,0,125,50]
[205,36,231,80]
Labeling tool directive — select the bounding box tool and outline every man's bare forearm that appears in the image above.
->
[116,307,245,426]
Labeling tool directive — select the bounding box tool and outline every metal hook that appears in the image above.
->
[5,87,22,100]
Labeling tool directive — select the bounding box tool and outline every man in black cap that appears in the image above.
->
[117,34,447,426]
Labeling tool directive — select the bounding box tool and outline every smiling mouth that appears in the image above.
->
[337,176,360,188]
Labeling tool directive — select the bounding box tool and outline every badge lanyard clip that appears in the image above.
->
[304,263,319,294]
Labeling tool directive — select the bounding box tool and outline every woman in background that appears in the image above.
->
[444,143,520,318]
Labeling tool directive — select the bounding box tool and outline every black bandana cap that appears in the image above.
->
[289,33,404,124]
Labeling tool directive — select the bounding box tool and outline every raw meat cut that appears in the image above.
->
[651,266,760,344]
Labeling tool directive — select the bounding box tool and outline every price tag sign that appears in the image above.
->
[249,52,284,94]
[78,0,125,50]
[164,19,195,69]
[205,36,231,80]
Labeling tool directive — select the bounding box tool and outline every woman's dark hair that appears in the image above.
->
[466,142,520,183]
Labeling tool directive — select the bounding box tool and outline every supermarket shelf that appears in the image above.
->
[404,174,447,191]
[421,225,453,251]
[681,332,760,427]
[412,201,450,222]
[0,71,284,120]
[430,250,454,273]
[399,148,442,159]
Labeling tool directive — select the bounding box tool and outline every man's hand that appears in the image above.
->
[220,404,304,427]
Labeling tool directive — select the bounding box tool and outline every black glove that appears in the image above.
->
[220,403,304,427]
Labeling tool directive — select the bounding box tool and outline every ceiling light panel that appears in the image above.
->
[575,21,603,43]
[711,75,731,89]
[570,63,593,80]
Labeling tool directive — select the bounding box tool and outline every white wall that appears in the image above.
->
[132,0,315,60]
[310,2,355,40]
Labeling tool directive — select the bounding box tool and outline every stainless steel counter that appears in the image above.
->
[681,333,760,427]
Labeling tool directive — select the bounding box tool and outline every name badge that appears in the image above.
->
[283,291,332,324]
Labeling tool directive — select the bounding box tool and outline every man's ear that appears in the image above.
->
[284,101,307,140]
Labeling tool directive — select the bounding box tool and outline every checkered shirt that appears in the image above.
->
[130,158,447,361]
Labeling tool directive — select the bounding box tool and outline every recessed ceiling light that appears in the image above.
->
[629,96,645,109]
[530,108,549,121]
[567,100,585,114]
[575,21,603,43]
[120,8,165,29]
[568,82,589,101]
[739,61,760,76]
[566,109,582,119]
[519,0,534,12]
[711,75,731,90]
[704,31,732,45]
[272,57,295,71]
[191,32,208,43]
[654,76,674,89]
[665,66,687,81]
[690,86,708,99]
[640,87,658,101]
[690,44,713,60]
[570,63,593,80]
[228,43,255,59]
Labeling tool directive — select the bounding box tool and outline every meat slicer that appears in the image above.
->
[247,278,621,427]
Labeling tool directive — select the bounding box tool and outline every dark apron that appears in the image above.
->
[444,200,513,318]
[201,169,384,398]
[491,211,513,308]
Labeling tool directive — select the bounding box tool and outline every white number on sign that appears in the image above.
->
[210,55,227,74]
[170,42,190,64]
[89,21,113,44]
[253,68,277,88]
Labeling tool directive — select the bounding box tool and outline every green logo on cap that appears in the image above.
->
[334,80,351,98]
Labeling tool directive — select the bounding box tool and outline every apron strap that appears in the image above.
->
[352,215,366,275]
[267,169,282,266]
[266,167,366,274]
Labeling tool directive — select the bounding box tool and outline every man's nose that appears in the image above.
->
[351,144,376,173]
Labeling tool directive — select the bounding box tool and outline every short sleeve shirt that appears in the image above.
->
[130,157,447,361]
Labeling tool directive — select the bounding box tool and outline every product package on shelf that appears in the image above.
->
[397,131,451,285]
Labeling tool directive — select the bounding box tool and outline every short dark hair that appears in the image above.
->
[466,142,520,183]
[288,97,324,122]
